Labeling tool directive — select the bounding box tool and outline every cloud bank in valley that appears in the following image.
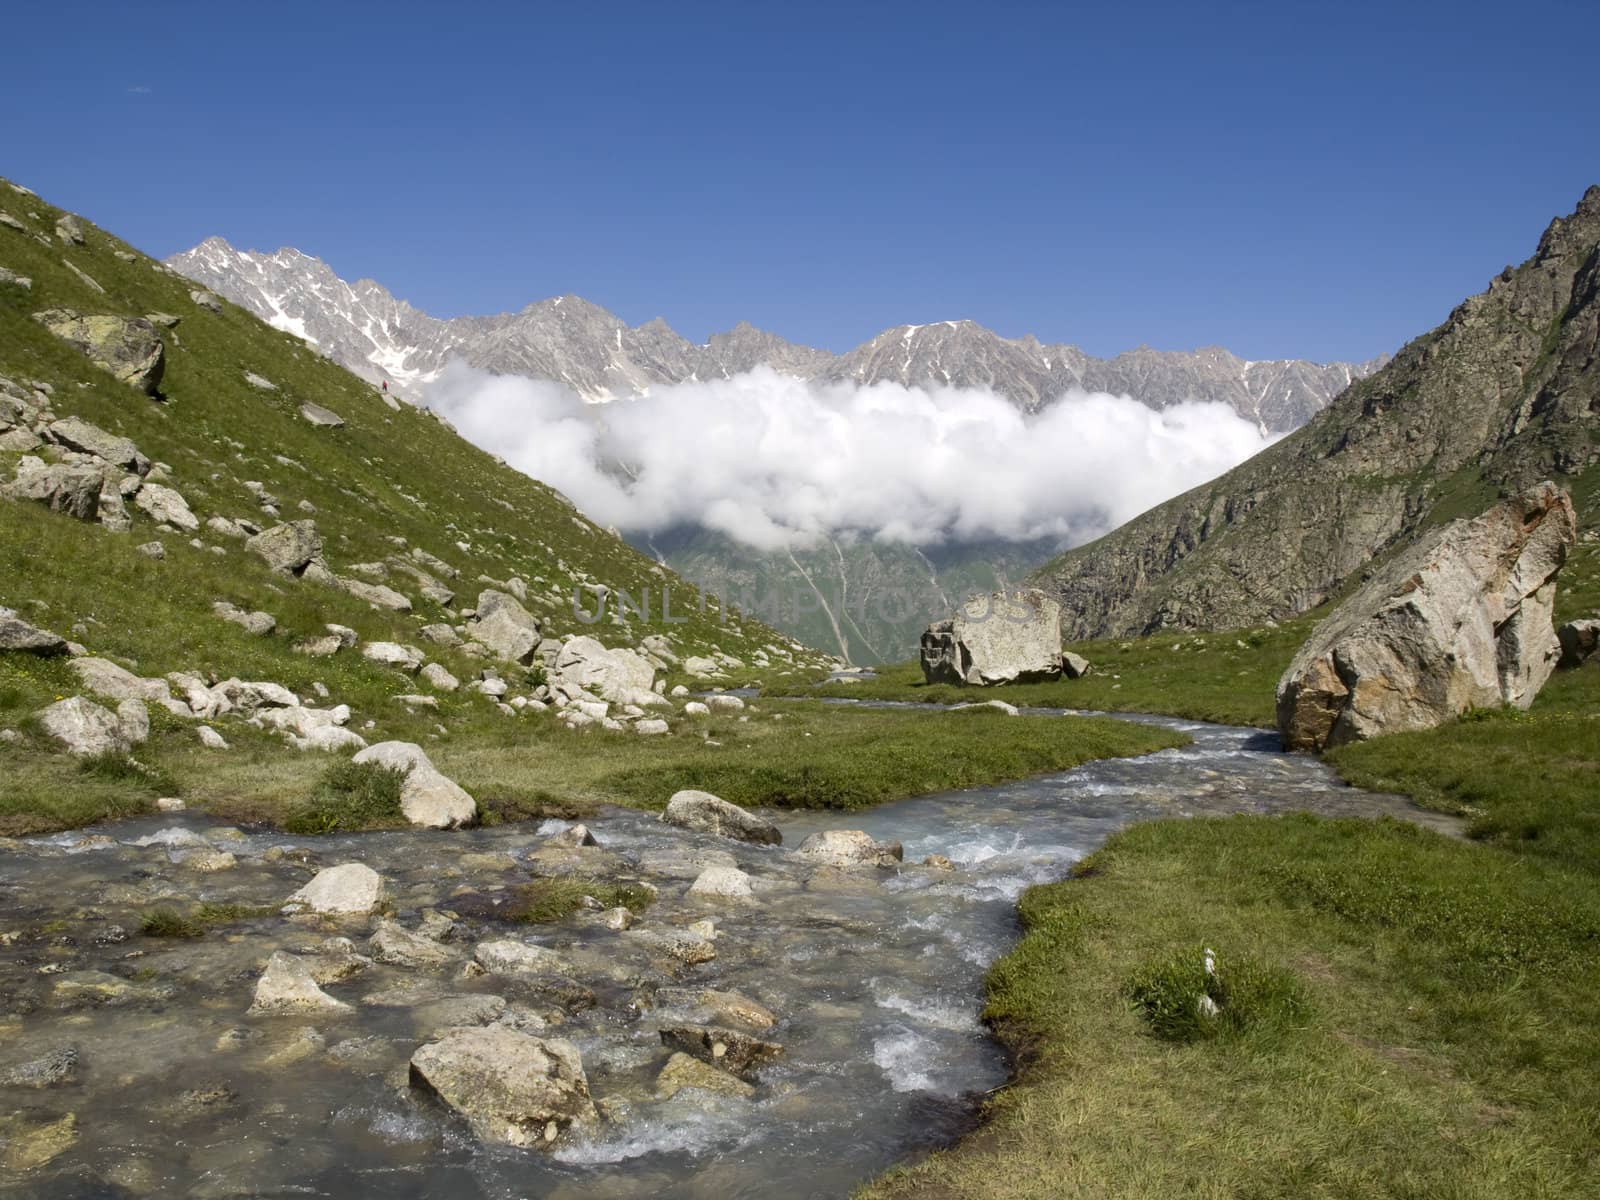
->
[423,364,1278,552]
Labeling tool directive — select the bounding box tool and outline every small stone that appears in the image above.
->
[655,1051,753,1100]
[248,951,350,1014]
[658,1025,783,1076]
[687,864,755,900]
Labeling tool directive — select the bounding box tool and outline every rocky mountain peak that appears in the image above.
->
[167,241,1379,429]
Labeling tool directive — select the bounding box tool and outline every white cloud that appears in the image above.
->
[423,364,1277,552]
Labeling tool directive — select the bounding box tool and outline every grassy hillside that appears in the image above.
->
[0,180,1182,833]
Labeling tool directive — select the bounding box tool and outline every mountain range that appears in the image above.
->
[168,237,1383,435]
[164,239,1395,663]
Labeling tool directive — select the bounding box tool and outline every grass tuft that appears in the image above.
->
[139,907,203,939]
[283,759,409,835]
[506,877,656,923]
[139,901,278,939]
[1128,945,1311,1042]
[76,750,176,795]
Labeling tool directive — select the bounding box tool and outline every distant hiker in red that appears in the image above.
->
[381,380,388,393]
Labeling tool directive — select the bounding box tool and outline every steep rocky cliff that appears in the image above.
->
[1034,187,1600,639]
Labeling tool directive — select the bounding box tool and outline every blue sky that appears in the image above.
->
[4,0,1596,362]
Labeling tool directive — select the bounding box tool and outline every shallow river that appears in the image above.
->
[0,711,1458,1198]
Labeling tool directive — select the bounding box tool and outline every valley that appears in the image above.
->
[1,76,1596,1200]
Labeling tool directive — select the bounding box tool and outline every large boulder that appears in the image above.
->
[32,309,164,394]
[351,741,476,828]
[920,589,1063,686]
[551,635,660,706]
[36,696,126,756]
[1277,483,1576,751]
[662,790,782,845]
[408,1027,597,1147]
[246,521,324,577]
[466,589,541,664]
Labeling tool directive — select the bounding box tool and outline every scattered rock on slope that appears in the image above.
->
[1277,482,1576,751]
[5,456,104,520]
[132,483,199,531]
[31,309,165,394]
[300,402,344,428]
[0,607,68,655]
[246,520,325,577]
[36,696,127,756]
[466,589,541,664]
[551,635,661,706]
[45,417,149,474]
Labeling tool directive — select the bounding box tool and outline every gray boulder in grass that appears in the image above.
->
[351,741,476,829]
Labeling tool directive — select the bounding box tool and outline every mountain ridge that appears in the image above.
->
[1031,186,1600,639]
[169,237,1382,432]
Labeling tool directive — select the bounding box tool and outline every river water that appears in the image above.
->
[0,711,1457,1198]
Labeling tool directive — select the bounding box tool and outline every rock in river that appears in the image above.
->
[662,789,782,846]
[658,1025,783,1076]
[409,1027,597,1147]
[282,863,385,916]
[248,952,351,1014]
[794,830,904,868]
[655,1051,753,1100]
